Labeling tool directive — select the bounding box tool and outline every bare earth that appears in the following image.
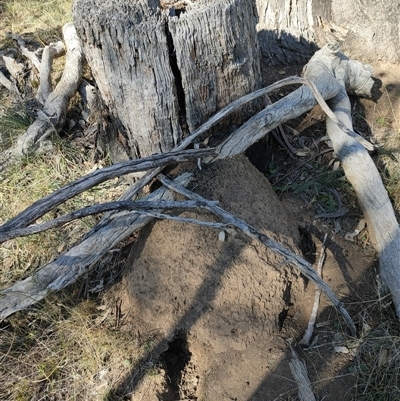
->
[106,156,375,400]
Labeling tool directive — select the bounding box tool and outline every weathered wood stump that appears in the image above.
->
[73,0,262,160]
[256,0,400,65]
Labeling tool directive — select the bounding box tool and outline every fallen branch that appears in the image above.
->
[3,55,25,81]
[216,72,374,160]
[0,199,220,243]
[36,41,66,105]
[299,233,327,346]
[7,33,41,71]
[0,70,18,93]
[0,173,193,320]
[289,347,316,401]
[318,51,400,317]
[158,174,357,336]
[12,23,83,156]
[0,147,217,232]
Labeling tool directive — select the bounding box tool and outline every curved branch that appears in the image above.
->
[301,43,400,319]
[0,147,217,233]
[36,41,66,105]
[216,74,374,160]
[13,23,83,156]
[0,173,194,320]
[0,199,219,242]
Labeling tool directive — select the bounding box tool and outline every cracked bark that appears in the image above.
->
[256,0,400,66]
[73,0,262,161]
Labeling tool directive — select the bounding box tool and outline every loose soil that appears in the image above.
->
[104,155,377,401]
[100,61,400,400]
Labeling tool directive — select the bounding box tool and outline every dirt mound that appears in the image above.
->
[105,153,377,400]
[114,155,315,399]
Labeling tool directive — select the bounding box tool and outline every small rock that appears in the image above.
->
[334,346,349,354]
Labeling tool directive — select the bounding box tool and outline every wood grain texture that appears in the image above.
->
[256,0,400,65]
[169,0,262,131]
[74,0,182,159]
[73,0,262,159]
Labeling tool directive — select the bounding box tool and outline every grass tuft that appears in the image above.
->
[0,105,32,151]
[355,304,400,401]
[0,292,145,401]
[0,0,73,42]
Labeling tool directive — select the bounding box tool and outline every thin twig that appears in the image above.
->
[0,199,219,243]
[273,148,333,186]
[134,211,226,229]
[299,233,328,346]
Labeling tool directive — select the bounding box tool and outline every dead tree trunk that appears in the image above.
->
[256,0,400,65]
[73,0,262,161]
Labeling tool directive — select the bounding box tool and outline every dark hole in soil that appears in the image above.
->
[278,308,289,331]
[245,135,274,175]
[278,281,293,331]
[298,227,317,264]
[159,331,192,399]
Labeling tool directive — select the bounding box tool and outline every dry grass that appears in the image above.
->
[368,85,400,209]
[0,2,144,399]
[350,74,400,401]
[0,293,144,401]
[0,0,73,42]
[354,302,400,401]
[0,137,127,284]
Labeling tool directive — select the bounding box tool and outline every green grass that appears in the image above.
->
[273,162,351,215]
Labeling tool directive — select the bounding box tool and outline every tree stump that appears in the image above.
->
[73,0,262,161]
[256,0,400,65]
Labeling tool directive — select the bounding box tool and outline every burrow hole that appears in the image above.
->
[159,331,196,400]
